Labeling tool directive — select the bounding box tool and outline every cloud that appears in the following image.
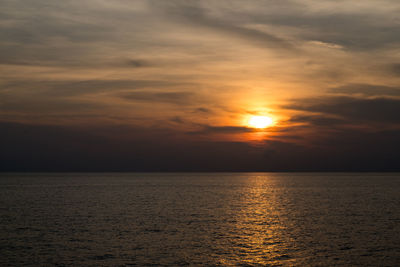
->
[193,107,212,113]
[189,125,253,135]
[152,1,296,51]
[284,96,400,124]
[1,0,400,172]
[124,59,152,68]
[0,0,152,66]
[0,79,189,96]
[170,116,184,123]
[289,115,346,127]
[1,0,399,73]
[241,2,400,50]
[119,91,195,105]
[0,121,264,171]
[1,121,399,171]
[329,84,400,97]
[261,128,400,171]
[0,93,103,114]
[387,63,400,76]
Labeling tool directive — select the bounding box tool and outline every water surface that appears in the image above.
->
[1,173,399,266]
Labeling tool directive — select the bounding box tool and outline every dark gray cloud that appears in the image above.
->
[152,1,296,51]
[0,43,92,66]
[1,121,399,171]
[124,59,152,68]
[1,0,399,71]
[259,15,400,50]
[189,125,253,135]
[0,121,264,171]
[0,93,103,113]
[262,128,400,171]
[0,15,110,45]
[289,115,346,127]
[0,79,189,96]
[119,91,195,105]
[193,107,212,113]
[0,78,197,118]
[388,63,400,76]
[149,0,400,52]
[329,84,400,97]
[228,1,400,50]
[170,116,184,123]
[285,96,400,124]
[0,0,153,66]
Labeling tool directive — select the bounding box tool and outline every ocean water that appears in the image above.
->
[0,173,399,266]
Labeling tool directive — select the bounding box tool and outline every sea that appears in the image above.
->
[1,173,399,266]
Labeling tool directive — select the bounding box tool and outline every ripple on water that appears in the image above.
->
[0,173,399,266]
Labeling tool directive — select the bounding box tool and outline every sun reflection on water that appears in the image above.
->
[216,175,296,266]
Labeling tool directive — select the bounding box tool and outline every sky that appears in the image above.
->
[1,0,400,171]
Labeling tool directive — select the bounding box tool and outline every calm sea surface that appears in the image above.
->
[1,173,399,266]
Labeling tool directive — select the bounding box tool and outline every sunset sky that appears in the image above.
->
[1,0,400,171]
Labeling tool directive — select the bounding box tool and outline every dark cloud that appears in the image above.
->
[289,115,346,127]
[0,79,188,96]
[387,63,400,76]
[0,43,92,66]
[193,107,212,113]
[151,1,400,51]
[125,59,152,68]
[170,116,184,123]
[0,121,264,172]
[329,84,400,97]
[285,96,400,124]
[119,91,195,105]
[0,121,399,171]
[189,125,253,135]
[153,1,296,51]
[239,4,400,50]
[1,0,399,72]
[262,128,400,171]
[0,93,103,113]
[0,16,110,45]
[0,0,152,66]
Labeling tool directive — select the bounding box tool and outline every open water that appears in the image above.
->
[1,173,399,266]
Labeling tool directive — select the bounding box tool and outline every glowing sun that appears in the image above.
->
[248,116,274,129]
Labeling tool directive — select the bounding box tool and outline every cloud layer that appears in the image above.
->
[1,0,400,170]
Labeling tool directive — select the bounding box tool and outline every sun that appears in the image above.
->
[248,116,274,129]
